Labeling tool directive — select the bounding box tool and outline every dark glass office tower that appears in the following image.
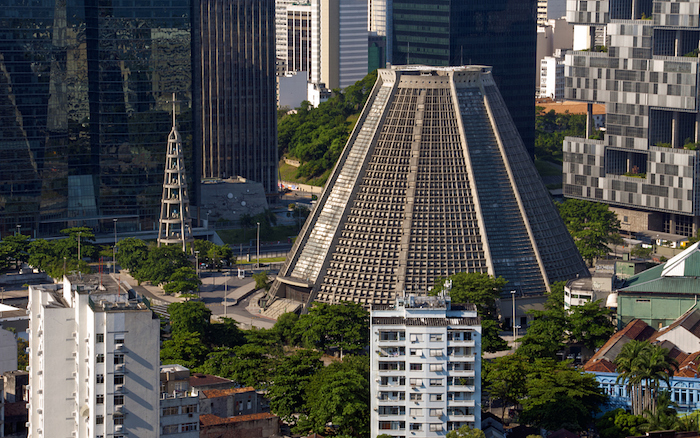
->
[197,0,278,194]
[391,0,537,157]
[0,0,195,237]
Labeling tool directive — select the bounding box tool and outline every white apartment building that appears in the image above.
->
[28,274,159,438]
[540,54,566,100]
[370,293,481,438]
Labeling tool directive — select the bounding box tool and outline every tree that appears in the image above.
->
[519,360,607,431]
[197,344,280,389]
[446,426,486,438]
[160,331,209,369]
[27,238,90,278]
[133,244,190,285]
[273,312,302,346]
[615,341,678,416]
[193,240,234,268]
[596,409,647,438]
[0,234,30,270]
[643,390,678,432]
[267,349,324,422]
[433,272,508,352]
[484,355,528,421]
[253,271,271,291]
[58,226,98,260]
[162,267,201,295]
[298,355,370,437]
[517,283,568,360]
[115,237,149,272]
[557,199,622,265]
[207,317,246,348]
[568,300,615,350]
[296,302,369,356]
[168,301,212,336]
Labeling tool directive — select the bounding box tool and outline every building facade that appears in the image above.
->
[0,0,195,238]
[28,275,159,438]
[540,55,567,100]
[160,365,200,438]
[563,0,700,236]
[370,293,482,437]
[267,66,588,310]
[196,0,278,194]
[275,1,313,75]
[389,0,537,156]
[311,0,369,90]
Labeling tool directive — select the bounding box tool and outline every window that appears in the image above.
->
[96,354,104,363]
[409,393,422,401]
[429,363,442,372]
[430,423,443,432]
[96,333,104,343]
[429,349,442,357]
[410,363,422,371]
[163,406,179,416]
[430,394,443,402]
[114,414,124,425]
[409,378,423,387]
[429,334,443,342]
[410,348,422,356]
[409,334,422,342]
[96,394,104,404]
[429,379,443,386]
[96,415,104,424]
[183,404,197,413]
[96,374,104,384]
[114,395,124,405]
[162,425,178,434]
[182,423,198,431]
[114,375,124,385]
[409,408,422,416]
[430,408,443,417]
[410,423,423,431]
[114,354,124,365]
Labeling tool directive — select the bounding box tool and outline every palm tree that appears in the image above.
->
[642,390,678,431]
[615,340,648,415]
[615,341,678,416]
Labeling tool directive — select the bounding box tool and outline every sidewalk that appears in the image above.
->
[111,270,183,306]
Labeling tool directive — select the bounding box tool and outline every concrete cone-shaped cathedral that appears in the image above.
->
[268,66,589,310]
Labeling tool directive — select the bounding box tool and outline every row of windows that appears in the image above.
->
[95,394,124,405]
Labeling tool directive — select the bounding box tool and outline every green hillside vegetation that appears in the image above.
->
[535,107,596,163]
[278,71,378,186]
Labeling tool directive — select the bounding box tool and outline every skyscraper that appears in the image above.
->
[267,66,588,309]
[563,0,700,236]
[389,0,537,156]
[0,0,195,237]
[311,0,369,90]
[196,0,279,194]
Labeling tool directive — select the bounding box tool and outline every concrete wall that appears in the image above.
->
[200,416,280,438]
[0,328,16,374]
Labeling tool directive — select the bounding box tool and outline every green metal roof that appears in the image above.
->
[620,276,700,294]
[622,263,665,288]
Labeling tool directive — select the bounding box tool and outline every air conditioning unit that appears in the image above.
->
[37,409,42,414]
[37,389,42,394]
[72,332,77,338]
[188,413,193,417]
[115,425,123,431]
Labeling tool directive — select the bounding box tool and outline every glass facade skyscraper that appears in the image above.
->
[0,0,195,237]
[390,0,537,157]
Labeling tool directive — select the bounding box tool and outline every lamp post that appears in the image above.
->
[224,269,228,318]
[511,290,517,350]
[256,222,260,269]
[77,231,81,263]
[113,219,118,275]
[15,224,20,236]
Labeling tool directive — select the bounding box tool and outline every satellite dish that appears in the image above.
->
[80,404,89,417]
[241,201,246,206]
[227,193,233,199]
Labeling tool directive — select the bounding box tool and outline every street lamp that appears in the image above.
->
[224,269,228,318]
[256,222,260,269]
[511,290,517,350]
[113,219,118,275]
[15,224,20,236]
[77,231,81,268]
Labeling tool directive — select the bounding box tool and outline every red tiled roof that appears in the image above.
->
[201,387,256,398]
[584,358,617,373]
[199,412,278,426]
[583,319,655,372]
[676,351,700,378]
